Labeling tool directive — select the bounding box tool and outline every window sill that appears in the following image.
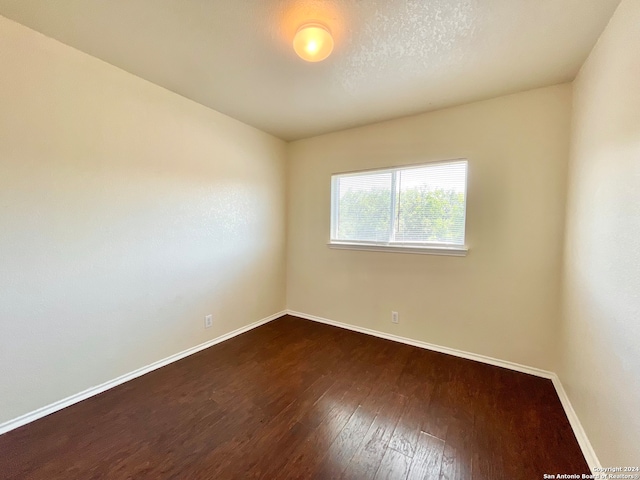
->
[327,242,468,257]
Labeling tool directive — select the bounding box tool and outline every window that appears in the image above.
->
[330,160,468,255]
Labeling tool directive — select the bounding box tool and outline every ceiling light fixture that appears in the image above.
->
[293,23,334,62]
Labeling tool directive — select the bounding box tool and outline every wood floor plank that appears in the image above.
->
[341,391,408,479]
[387,395,428,458]
[252,379,360,479]
[273,380,366,479]
[374,447,412,480]
[439,444,463,480]
[0,315,591,479]
[407,432,446,480]
[211,374,335,478]
[310,405,377,479]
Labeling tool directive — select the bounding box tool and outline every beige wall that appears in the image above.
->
[0,16,286,424]
[287,84,571,371]
[560,0,640,465]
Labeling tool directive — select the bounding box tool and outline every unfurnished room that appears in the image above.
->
[0,0,638,478]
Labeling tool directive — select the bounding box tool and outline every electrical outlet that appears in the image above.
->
[391,311,399,324]
[204,314,213,329]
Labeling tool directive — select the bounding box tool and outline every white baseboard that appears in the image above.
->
[550,375,601,471]
[286,309,601,473]
[286,310,555,378]
[0,310,286,436]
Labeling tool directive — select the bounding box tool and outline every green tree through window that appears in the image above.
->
[337,187,465,244]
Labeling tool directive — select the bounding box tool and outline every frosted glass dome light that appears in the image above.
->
[293,23,334,62]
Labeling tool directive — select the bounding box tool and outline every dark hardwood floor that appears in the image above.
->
[0,315,589,479]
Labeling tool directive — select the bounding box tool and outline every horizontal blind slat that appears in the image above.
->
[336,172,392,242]
[395,161,467,245]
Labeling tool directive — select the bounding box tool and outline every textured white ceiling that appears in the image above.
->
[0,0,621,140]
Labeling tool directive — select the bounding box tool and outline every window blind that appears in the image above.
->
[331,160,468,247]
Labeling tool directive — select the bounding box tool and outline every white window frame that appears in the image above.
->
[329,159,469,256]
